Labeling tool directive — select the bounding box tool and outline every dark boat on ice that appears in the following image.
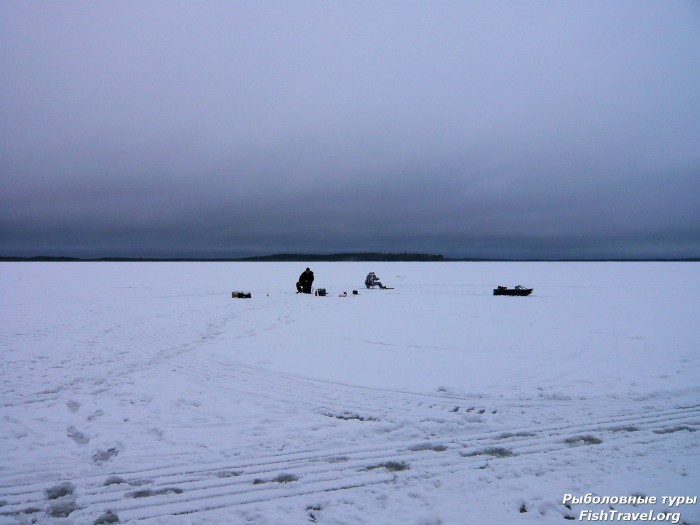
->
[493,285,533,296]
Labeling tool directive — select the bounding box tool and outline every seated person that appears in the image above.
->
[296,267,314,294]
[365,271,386,289]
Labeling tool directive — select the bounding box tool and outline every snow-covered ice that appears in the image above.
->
[1,262,698,524]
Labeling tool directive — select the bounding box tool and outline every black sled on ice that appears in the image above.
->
[493,285,533,296]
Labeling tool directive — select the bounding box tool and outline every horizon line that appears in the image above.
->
[2,253,698,263]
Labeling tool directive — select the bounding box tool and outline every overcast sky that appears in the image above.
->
[1,1,699,259]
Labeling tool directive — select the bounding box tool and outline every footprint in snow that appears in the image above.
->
[46,482,75,500]
[127,487,183,498]
[67,426,89,445]
[92,447,119,464]
[45,482,78,519]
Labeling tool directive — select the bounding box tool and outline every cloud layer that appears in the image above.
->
[2,1,699,258]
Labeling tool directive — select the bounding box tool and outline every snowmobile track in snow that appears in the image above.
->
[1,404,697,523]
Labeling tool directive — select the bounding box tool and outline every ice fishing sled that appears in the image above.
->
[493,285,533,296]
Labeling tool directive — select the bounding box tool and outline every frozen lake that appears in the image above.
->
[1,262,699,524]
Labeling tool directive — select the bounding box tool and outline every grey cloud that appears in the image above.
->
[1,0,699,258]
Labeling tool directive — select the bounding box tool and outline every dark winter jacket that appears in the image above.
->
[298,269,314,286]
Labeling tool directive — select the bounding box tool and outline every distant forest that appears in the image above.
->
[237,253,445,262]
[0,253,445,262]
[1,253,697,262]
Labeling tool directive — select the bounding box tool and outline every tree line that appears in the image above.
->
[0,253,446,262]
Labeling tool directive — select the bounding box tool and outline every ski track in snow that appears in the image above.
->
[2,359,698,517]
[1,262,699,524]
[2,348,699,524]
[1,398,698,523]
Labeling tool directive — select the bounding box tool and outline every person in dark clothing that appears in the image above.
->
[296,267,314,294]
[365,271,386,289]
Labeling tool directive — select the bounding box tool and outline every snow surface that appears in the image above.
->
[1,262,698,525]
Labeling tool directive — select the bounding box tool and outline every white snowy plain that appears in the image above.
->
[1,262,698,525]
